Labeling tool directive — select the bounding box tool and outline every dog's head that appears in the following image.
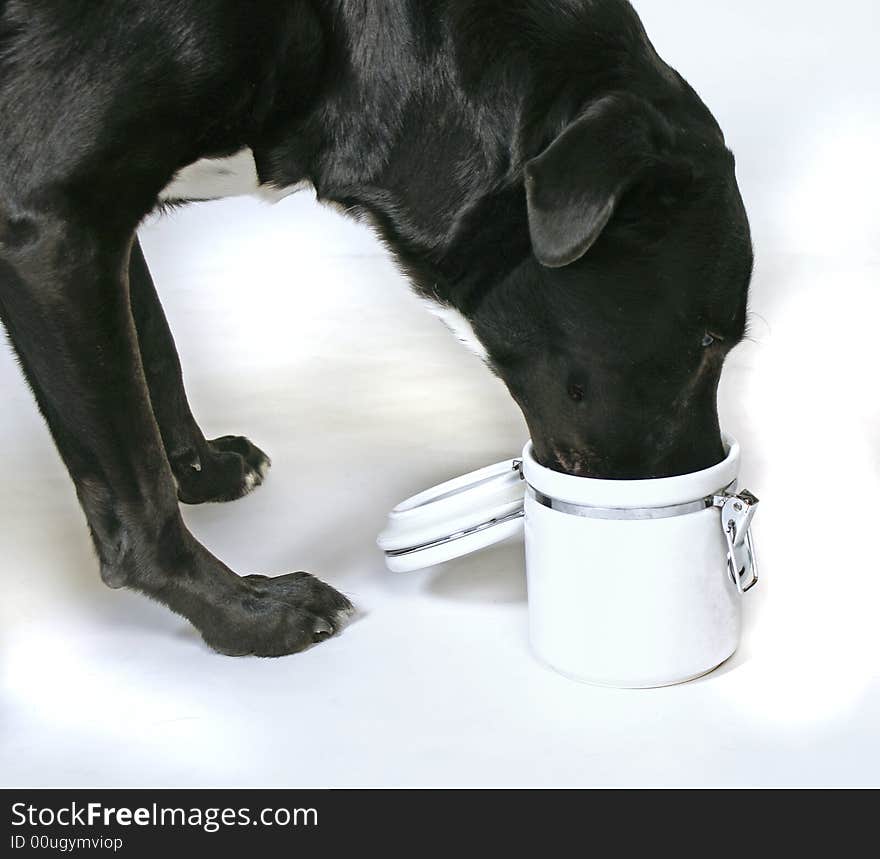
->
[472,92,753,478]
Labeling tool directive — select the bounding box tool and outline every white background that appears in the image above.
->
[2,1,878,786]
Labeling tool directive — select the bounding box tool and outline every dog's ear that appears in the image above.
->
[525,94,674,268]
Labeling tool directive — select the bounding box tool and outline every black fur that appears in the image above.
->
[0,0,753,656]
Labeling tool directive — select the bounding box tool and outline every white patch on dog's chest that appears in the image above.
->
[159,148,306,202]
[421,299,490,363]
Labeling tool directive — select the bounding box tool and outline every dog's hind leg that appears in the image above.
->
[129,238,272,504]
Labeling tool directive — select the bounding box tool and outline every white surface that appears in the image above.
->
[522,439,742,688]
[2,1,879,786]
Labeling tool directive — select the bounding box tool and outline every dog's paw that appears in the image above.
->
[176,435,271,504]
[201,572,354,657]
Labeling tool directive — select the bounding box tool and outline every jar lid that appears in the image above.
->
[377,457,526,572]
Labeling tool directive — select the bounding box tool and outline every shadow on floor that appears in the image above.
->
[424,538,526,604]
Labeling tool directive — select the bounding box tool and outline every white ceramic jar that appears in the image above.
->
[378,435,758,688]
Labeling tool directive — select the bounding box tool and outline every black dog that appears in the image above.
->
[0,1,753,656]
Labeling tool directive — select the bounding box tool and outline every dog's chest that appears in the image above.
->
[421,300,489,363]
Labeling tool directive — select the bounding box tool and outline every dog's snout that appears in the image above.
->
[550,446,600,477]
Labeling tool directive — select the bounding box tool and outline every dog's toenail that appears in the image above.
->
[314,618,333,636]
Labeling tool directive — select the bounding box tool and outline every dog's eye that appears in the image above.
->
[701,333,716,348]
[567,383,586,402]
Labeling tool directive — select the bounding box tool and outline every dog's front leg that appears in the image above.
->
[0,218,351,656]
[129,238,271,505]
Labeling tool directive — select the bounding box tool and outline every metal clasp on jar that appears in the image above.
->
[713,489,760,594]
